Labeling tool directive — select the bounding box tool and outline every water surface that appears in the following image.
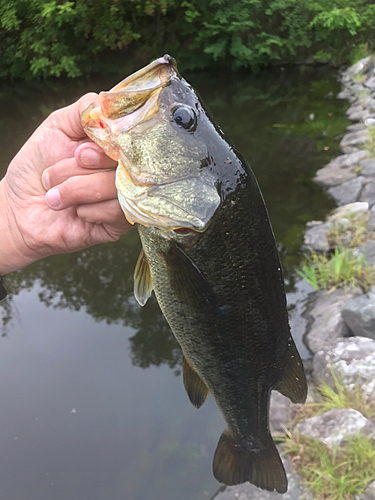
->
[0,66,348,500]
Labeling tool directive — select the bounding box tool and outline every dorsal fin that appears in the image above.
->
[276,337,307,404]
[134,248,153,306]
[183,355,209,409]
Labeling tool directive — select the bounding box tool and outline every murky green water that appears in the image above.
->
[0,66,348,500]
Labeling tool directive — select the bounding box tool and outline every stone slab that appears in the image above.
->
[327,176,364,206]
[342,286,375,339]
[294,408,375,448]
[313,336,375,401]
[340,131,370,154]
[303,289,360,353]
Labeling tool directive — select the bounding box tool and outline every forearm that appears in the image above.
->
[0,179,37,275]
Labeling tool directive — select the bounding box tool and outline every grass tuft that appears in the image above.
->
[297,247,375,292]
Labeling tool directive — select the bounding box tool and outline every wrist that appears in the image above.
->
[0,179,39,274]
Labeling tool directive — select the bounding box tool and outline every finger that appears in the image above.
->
[47,93,99,140]
[76,199,131,230]
[75,142,117,170]
[42,153,115,191]
[45,170,117,210]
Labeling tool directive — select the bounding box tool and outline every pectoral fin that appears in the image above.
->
[164,242,217,309]
[134,249,153,306]
[183,355,209,409]
[276,337,307,404]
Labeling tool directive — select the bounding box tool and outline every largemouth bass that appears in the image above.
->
[82,55,307,494]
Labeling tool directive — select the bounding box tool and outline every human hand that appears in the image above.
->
[0,93,132,275]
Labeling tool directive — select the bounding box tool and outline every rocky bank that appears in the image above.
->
[216,57,375,500]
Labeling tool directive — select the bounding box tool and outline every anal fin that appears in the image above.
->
[183,355,209,409]
[213,429,287,493]
[276,337,307,404]
[134,248,153,306]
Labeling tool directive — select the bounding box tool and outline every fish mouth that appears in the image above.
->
[82,55,177,142]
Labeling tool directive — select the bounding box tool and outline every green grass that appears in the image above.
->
[281,374,375,499]
[297,247,375,292]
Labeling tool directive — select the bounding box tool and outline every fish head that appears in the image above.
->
[82,55,221,232]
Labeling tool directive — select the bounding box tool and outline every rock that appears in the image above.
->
[301,222,330,253]
[337,89,353,100]
[294,409,375,448]
[327,202,369,222]
[365,118,375,127]
[355,240,375,265]
[347,123,366,132]
[340,131,370,154]
[303,289,360,353]
[341,57,371,82]
[347,107,370,122]
[367,205,375,231]
[359,158,375,176]
[215,456,313,500]
[327,177,364,206]
[342,286,375,339]
[314,164,356,187]
[326,151,368,170]
[355,481,375,500]
[313,337,375,401]
[365,76,375,89]
[361,180,375,207]
[270,392,298,434]
[333,217,351,232]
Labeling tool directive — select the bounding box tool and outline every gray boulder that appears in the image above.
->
[340,131,370,154]
[270,392,298,434]
[214,455,313,500]
[304,289,360,353]
[294,408,375,448]
[347,123,367,132]
[365,76,375,90]
[326,151,368,169]
[342,286,375,339]
[301,222,330,253]
[355,240,375,265]
[360,158,375,176]
[314,164,356,187]
[341,57,371,83]
[327,202,369,222]
[361,180,375,207]
[313,337,375,401]
[327,177,364,206]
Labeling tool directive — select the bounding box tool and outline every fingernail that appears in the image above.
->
[80,148,99,166]
[41,171,51,191]
[46,188,61,209]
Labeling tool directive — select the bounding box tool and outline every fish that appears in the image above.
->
[82,55,307,494]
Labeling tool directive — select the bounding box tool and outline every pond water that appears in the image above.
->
[0,66,348,500]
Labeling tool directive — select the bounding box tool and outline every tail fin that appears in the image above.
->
[213,429,287,494]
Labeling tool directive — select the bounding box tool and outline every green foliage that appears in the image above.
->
[297,247,375,292]
[1,0,375,79]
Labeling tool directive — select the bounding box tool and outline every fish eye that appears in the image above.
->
[172,106,196,131]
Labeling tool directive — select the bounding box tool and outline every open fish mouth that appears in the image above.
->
[82,55,177,144]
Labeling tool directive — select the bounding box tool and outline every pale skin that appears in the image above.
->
[0,93,132,276]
